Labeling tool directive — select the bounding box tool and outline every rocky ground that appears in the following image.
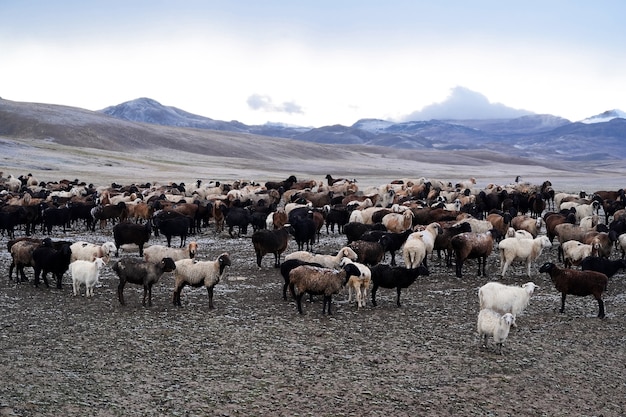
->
[1,219,625,417]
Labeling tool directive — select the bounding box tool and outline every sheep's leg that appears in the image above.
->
[390,251,396,266]
[73,280,79,296]
[296,293,305,314]
[207,286,215,309]
[371,285,378,307]
[596,297,605,319]
[273,252,281,268]
[118,282,126,305]
[323,295,333,315]
[396,288,402,307]
[560,292,567,313]
[55,273,63,289]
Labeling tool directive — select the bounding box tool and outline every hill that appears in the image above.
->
[2,97,626,190]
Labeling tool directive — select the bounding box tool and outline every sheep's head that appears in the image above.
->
[502,313,516,327]
[539,262,555,274]
[188,242,198,258]
[217,253,232,275]
[160,257,177,273]
[522,282,540,295]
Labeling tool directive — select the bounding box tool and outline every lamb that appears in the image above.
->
[252,226,292,268]
[476,309,516,355]
[112,221,152,257]
[539,262,608,318]
[370,263,430,307]
[286,246,359,268]
[498,235,552,278]
[580,256,626,278]
[143,241,198,263]
[451,230,497,278]
[340,258,372,309]
[69,257,106,297]
[288,263,362,315]
[561,240,599,268]
[478,281,539,324]
[172,253,231,309]
[69,241,117,264]
[112,256,177,306]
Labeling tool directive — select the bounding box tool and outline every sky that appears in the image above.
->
[1,1,625,127]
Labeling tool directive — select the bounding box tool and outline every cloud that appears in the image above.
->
[247,94,303,114]
[401,86,533,121]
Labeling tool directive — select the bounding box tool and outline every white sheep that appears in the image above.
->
[505,227,534,240]
[402,222,442,269]
[340,258,372,309]
[69,241,117,264]
[477,309,516,354]
[498,235,552,278]
[478,281,539,325]
[69,257,106,297]
[561,240,599,268]
[574,201,601,223]
[455,217,493,233]
[284,246,358,269]
[381,210,413,233]
[172,253,231,309]
[143,241,198,263]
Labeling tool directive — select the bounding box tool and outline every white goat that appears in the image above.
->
[69,241,117,264]
[70,257,106,297]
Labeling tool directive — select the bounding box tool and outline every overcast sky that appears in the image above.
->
[1,1,624,126]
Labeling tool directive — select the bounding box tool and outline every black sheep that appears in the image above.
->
[112,257,177,306]
[32,240,73,288]
[252,226,292,268]
[290,214,317,251]
[112,221,152,256]
[224,206,252,238]
[370,264,429,307]
[153,210,191,247]
[580,256,626,278]
[539,261,608,318]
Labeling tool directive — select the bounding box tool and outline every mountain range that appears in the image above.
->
[100,98,626,161]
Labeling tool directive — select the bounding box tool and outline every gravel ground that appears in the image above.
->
[1,221,626,417]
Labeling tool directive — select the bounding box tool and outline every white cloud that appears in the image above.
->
[247,94,303,115]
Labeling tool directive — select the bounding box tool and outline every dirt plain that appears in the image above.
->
[1,175,626,417]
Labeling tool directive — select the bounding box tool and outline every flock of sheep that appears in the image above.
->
[1,171,624,354]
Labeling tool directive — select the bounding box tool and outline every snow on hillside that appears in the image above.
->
[580,109,626,124]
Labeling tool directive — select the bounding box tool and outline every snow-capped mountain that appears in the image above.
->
[580,109,626,124]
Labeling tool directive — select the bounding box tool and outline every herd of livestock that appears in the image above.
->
[1,172,624,353]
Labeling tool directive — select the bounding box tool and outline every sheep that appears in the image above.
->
[433,220,473,267]
[31,241,73,289]
[9,239,41,282]
[285,246,358,268]
[69,241,117,264]
[112,221,152,257]
[561,240,599,268]
[544,211,577,243]
[370,263,429,307]
[511,215,543,238]
[455,217,493,233]
[340,258,372,309]
[152,210,191,246]
[343,221,387,244]
[69,257,106,297]
[288,263,362,315]
[377,229,413,266]
[112,256,177,306]
[478,281,539,324]
[451,230,498,278]
[279,258,324,300]
[580,256,626,278]
[574,201,601,223]
[172,253,231,308]
[505,227,534,240]
[381,209,414,233]
[143,241,198,263]
[401,222,442,269]
[252,226,292,268]
[498,235,552,278]
[477,309,516,355]
[347,240,385,266]
[486,212,512,241]
[539,262,608,318]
